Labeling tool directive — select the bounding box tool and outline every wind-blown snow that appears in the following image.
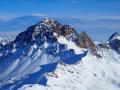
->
[19,49,120,90]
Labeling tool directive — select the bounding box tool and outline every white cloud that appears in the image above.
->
[32,13,46,17]
[0,31,20,37]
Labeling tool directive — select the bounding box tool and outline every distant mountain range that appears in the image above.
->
[0,15,44,31]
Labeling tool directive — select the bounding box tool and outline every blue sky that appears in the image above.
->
[0,0,120,19]
[0,0,120,41]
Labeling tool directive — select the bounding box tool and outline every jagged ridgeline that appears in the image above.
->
[108,32,120,53]
[14,18,77,44]
[14,18,96,51]
[0,18,120,90]
[0,18,96,59]
[0,18,89,89]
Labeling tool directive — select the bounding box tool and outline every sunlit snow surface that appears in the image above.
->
[57,36,85,54]
[0,35,87,90]
[19,49,120,90]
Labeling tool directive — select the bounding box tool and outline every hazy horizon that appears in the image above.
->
[0,0,120,41]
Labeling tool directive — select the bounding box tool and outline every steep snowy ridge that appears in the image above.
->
[109,32,120,41]
[0,19,87,90]
[0,19,120,90]
[19,35,120,90]
[108,32,120,53]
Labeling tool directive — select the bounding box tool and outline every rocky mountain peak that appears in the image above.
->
[40,18,58,26]
[3,19,96,53]
[76,31,96,52]
[14,18,77,45]
[108,32,120,53]
[108,32,120,41]
[13,19,97,53]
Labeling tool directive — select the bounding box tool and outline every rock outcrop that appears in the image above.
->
[108,32,120,53]
[1,18,96,58]
[14,18,77,45]
[76,31,96,52]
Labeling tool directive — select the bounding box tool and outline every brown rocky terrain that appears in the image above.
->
[76,31,96,52]
[14,19,96,52]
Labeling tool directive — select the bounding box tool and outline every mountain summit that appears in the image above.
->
[0,19,88,89]
[0,19,119,90]
[14,18,77,45]
[14,18,96,51]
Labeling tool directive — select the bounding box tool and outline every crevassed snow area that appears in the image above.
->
[19,50,120,90]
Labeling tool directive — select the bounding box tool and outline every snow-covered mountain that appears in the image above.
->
[18,33,120,90]
[108,32,120,54]
[0,18,120,90]
[0,18,88,90]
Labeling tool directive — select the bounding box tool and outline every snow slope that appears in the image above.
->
[18,32,120,90]
[19,49,120,90]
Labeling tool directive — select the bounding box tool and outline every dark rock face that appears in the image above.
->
[108,32,119,41]
[15,25,36,43]
[13,19,96,52]
[2,19,96,54]
[97,42,110,49]
[76,31,96,52]
[14,19,77,45]
[0,19,81,60]
[108,32,120,53]
[15,19,96,51]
